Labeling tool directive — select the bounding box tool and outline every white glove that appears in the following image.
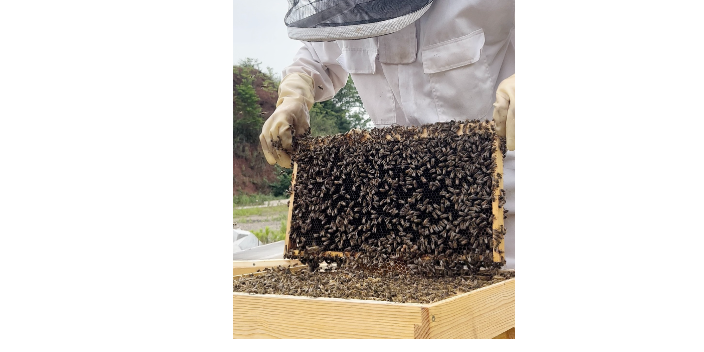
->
[259,73,315,168]
[492,74,515,151]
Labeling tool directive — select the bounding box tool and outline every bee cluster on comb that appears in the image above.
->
[282,120,508,277]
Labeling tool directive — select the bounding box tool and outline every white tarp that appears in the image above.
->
[232,241,285,261]
[233,229,262,255]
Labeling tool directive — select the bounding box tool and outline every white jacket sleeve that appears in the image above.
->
[282,41,349,103]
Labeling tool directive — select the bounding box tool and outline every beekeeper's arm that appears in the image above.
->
[493,74,514,151]
[493,29,515,151]
[260,42,349,168]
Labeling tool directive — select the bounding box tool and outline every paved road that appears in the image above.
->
[234,199,288,210]
[233,240,285,260]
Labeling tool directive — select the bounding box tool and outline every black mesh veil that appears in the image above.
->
[285,0,434,41]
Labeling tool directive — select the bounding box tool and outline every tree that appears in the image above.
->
[238,57,262,70]
[233,75,262,143]
[232,57,371,196]
[270,165,292,197]
[310,99,344,136]
[310,76,370,136]
[333,76,370,130]
[265,66,281,91]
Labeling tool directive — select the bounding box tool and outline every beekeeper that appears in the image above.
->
[260,0,515,269]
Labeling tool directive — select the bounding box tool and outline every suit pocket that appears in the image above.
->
[336,38,378,74]
[421,28,485,74]
[420,28,493,121]
[378,22,417,64]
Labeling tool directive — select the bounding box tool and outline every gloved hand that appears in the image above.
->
[492,74,515,151]
[260,72,315,168]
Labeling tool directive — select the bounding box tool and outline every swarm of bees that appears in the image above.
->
[280,120,508,277]
[233,265,515,304]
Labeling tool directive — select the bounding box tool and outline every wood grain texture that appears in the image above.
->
[413,307,431,339]
[291,249,346,257]
[233,293,423,339]
[233,276,515,339]
[233,259,301,276]
[492,327,515,339]
[492,136,505,262]
[425,278,515,339]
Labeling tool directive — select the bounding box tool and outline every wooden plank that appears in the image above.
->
[233,293,423,339]
[424,278,515,339]
[492,136,505,262]
[413,307,431,339]
[233,277,514,339]
[492,327,515,339]
[291,249,346,257]
[233,259,302,276]
[284,163,298,254]
[234,265,307,279]
[232,264,308,280]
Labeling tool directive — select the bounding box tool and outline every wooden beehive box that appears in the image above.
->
[233,121,514,339]
[233,260,515,339]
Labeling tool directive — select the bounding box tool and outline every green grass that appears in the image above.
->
[233,193,286,207]
[233,202,289,241]
[232,204,288,218]
[251,220,287,244]
[273,212,288,222]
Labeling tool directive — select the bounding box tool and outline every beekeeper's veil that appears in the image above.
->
[285,0,434,41]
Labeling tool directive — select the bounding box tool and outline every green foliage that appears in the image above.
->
[251,220,287,244]
[233,58,281,144]
[309,76,371,136]
[265,66,281,92]
[237,58,280,92]
[336,77,364,113]
[233,204,288,218]
[333,76,370,130]
[270,165,292,197]
[233,57,370,196]
[234,78,260,118]
[310,100,344,137]
[238,57,262,70]
[233,74,263,143]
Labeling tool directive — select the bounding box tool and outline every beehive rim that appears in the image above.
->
[233,277,515,307]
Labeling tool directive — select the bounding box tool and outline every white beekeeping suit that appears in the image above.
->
[261,0,515,269]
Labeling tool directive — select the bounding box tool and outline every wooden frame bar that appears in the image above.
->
[233,259,301,276]
[492,137,505,262]
[284,163,298,254]
[284,124,506,263]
